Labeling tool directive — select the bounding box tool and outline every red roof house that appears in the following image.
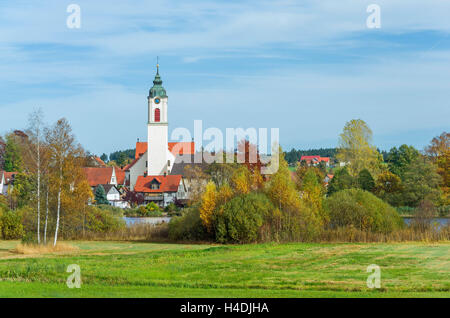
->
[300,155,330,165]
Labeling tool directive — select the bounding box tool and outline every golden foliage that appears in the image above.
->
[199,181,217,231]
[336,119,383,177]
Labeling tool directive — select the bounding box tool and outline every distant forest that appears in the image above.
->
[284,148,337,165]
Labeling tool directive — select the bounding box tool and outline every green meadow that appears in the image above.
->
[0,241,449,298]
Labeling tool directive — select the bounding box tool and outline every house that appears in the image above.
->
[124,140,195,191]
[300,155,330,167]
[0,171,17,196]
[83,166,125,188]
[95,184,129,208]
[324,174,334,186]
[134,174,187,207]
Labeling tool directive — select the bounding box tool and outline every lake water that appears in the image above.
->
[402,217,449,228]
[124,217,172,227]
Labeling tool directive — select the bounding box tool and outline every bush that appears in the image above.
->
[1,210,25,239]
[97,204,124,217]
[123,203,163,217]
[168,207,209,241]
[325,188,403,233]
[215,192,274,243]
[85,206,125,233]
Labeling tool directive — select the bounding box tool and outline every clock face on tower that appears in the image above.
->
[154,98,161,104]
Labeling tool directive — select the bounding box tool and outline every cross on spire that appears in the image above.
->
[156,56,159,74]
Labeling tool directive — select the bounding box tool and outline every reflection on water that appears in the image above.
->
[124,217,172,227]
[402,217,449,229]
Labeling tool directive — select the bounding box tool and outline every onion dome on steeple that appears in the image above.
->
[149,62,167,98]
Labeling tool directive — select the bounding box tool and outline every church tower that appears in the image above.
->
[147,63,169,175]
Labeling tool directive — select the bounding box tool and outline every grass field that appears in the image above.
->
[0,240,449,298]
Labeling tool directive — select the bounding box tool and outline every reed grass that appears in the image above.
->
[13,242,79,254]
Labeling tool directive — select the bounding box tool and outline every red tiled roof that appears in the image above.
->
[83,167,113,187]
[83,167,125,186]
[115,168,125,185]
[1,171,17,185]
[135,142,148,159]
[134,175,182,193]
[94,156,106,166]
[134,141,195,159]
[300,155,330,163]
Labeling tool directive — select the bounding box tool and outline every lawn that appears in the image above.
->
[0,241,449,298]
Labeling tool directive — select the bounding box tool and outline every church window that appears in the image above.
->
[155,108,160,122]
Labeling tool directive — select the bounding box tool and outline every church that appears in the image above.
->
[122,64,196,207]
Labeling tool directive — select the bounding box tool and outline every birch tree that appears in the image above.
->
[45,118,77,246]
[26,109,45,244]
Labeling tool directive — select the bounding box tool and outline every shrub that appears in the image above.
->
[1,210,25,239]
[85,206,125,233]
[97,204,124,217]
[146,202,160,212]
[325,188,403,233]
[168,207,209,241]
[215,192,274,243]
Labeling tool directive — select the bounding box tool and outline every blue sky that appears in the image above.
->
[0,0,449,156]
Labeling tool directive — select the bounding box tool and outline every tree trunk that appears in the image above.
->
[44,184,49,245]
[53,161,62,246]
[37,132,41,244]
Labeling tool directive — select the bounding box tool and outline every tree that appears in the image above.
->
[215,192,273,243]
[336,119,382,177]
[386,144,420,178]
[230,165,252,195]
[327,167,354,195]
[100,153,108,162]
[115,152,128,167]
[425,132,449,205]
[357,169,375,192]
[4,133,23,172]
[45,118,82,246]
[95,185,109,205]
[401,156,441,207]
[25,109,45,244]
[199,181,217,232]
[375,171,403,206]
[325,188,403,233]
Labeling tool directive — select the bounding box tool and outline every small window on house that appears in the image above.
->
[150,179,160,190]
[168,160,170,167]
[154,108,160,122]
[146,161,148,167]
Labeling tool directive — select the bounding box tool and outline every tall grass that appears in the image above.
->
[63,223,169,241]
[13,242,79,254]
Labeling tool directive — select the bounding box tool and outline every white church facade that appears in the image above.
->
[122,64,195,207]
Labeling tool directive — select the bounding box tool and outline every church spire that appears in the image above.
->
[149,57,167,98]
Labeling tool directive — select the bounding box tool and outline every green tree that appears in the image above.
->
[401,157,441,207]
[115,152,128,166]
[386,144,420,178]
[4,134,23,172]
[357,169,375,192]
[325,188,403,233]
[95,185,109,205]
[327,167,354,195]
[215,192,274,243]
[100,153,108,162]
[336,119,382,177]
[375,171,403,206]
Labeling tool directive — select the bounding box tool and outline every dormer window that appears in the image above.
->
[150,179,160,190]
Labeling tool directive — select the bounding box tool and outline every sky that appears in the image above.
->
[0,0,449,156]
